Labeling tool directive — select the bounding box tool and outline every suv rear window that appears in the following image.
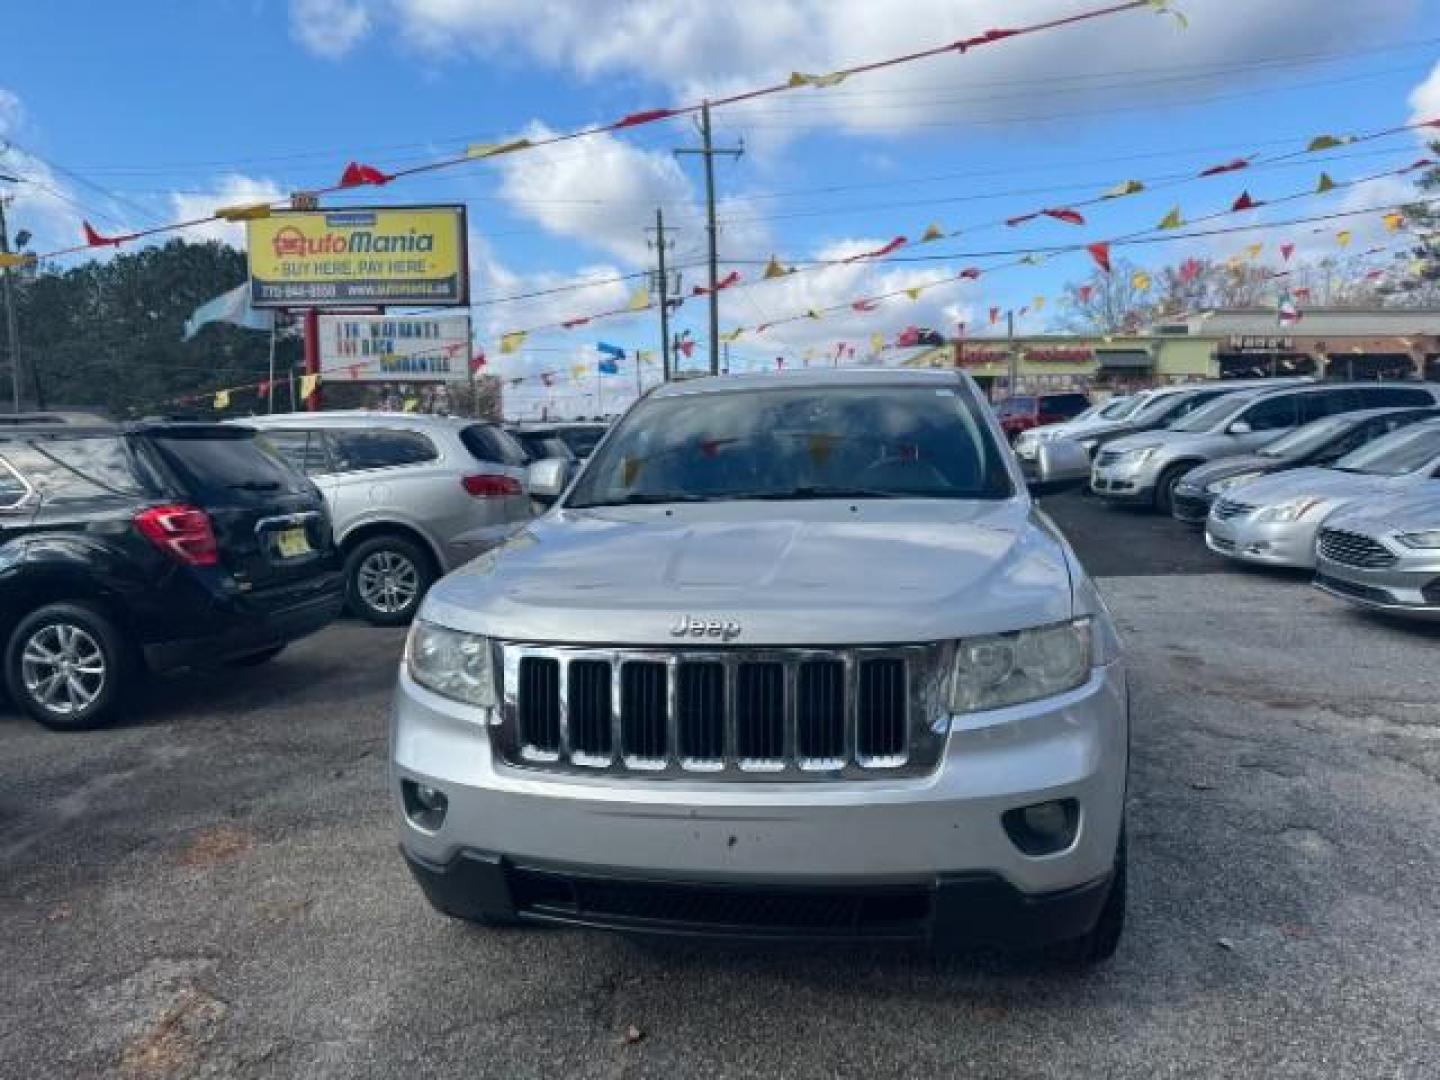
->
[148,429,308,501]
[1,436,160,506]
[329,429,439,471]
[460,424,529,467]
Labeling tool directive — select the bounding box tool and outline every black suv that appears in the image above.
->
[0,420,344,730]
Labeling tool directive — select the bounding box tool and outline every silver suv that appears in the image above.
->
[392,369,1130,961]
[1092,382,1440,512]
[245,412,536,625]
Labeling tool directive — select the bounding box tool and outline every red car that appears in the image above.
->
[996,392,1092,441]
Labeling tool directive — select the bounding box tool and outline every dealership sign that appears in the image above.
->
[247,206,468,308]
[318,313,472,382]
[1025,347,1094,364]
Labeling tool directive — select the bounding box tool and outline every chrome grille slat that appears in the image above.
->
[498,643,951,782]
[1318,528,1398,569]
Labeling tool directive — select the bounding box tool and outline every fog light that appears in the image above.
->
[402,779,449,832]
[1002,798,1079,857]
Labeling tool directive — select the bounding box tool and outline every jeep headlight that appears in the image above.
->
[1205,471,1264,495]
[407,620,496,709]
[1256,497,1323,524]
[949,619,1092,713]
[1396,530,1440,549]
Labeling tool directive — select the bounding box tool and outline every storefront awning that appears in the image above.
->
[1096,350,1153,370]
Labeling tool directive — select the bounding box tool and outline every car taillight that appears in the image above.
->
[134,504,219,566]
[462,474,523,499]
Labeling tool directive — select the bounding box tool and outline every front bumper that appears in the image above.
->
[391,660,1128,945]
[1090,459,1159,505]
[1205,514,1318,569]
[1315,554,1440,621]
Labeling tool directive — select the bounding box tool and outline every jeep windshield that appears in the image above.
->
[566,383,1014,508]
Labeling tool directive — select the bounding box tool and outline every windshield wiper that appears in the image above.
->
[229,479,282,491]
[739,486,904,500]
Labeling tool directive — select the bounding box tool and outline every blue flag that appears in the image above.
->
[597,342,624,375]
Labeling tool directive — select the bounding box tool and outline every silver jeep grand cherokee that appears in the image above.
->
[391,369,1129,961]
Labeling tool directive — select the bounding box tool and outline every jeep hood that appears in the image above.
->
[423,500,1074,646]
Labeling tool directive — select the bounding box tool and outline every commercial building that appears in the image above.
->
[906,308,1440,395]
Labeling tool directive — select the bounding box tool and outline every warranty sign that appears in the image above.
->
[247,205,468,308]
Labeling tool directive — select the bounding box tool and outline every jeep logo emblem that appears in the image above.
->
[669,615,742,641]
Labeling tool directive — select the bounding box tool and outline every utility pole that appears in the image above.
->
[676,103,742,376]
[645,209,677,382]
[0,178,23,413]
[1006,310,1018,399]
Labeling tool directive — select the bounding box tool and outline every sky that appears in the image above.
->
[3,0,1440,418]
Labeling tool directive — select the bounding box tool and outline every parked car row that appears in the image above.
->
[1023,378,1440,622]
[1,410,601,730]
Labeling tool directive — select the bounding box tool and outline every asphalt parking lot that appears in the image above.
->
[3,492,1439,1078]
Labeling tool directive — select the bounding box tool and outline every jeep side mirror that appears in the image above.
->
[1028,439,1091,496]
[527,457,572,505]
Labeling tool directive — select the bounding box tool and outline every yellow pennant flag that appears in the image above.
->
[571,362,589,382]
[1032,296,1046,312]
[1337,230,1353,249]
[1158,206,1184,230]
[500,331,527,354]
[763,256,788,280]
[1147,0,1189,28]
[1307,134,1354,152]
[806,309,822,320]
[1245,243,1263,260]
[1383,212,1406,233]
[466,138,533,159]
[905,287,923,301]
[627,287,650,311]
[1132,271,1152,293]
[636,350,653,364]
[213,389,231,410]
[403,397,419,413]
[299,373,320,402]
[1102,179,1145,199]
[1316,172,1336,194]
[870,332,885,355]
[921,223,945,243]
[720,328,744,343]
[215,201,271,222]
[0,252,35,269]
[788,70,848,89]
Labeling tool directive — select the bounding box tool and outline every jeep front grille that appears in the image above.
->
[497,644,951,780]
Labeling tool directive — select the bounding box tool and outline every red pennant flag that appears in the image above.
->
[677,336,696,358]
[470,349,487,374]
[1005,212,1040,228]
[82,220,141,248]
[1042,208,1085,226]
[339,161,393,187]
[1179,257,1204,283]
[857,236,907,260]
[692,270,741,296]
[958,27,1020,48]
[1281,243,1296,262]
[1087,242,1112,273]
[1294,287,1312,301]
[1078,285,1094,303]
[614,108,677,128]
[562,317,591,329]
[959,267,983,280]
[258,379,273,398]
[1200,158,1249,177]
[896,326,921,347]
[1231,191,1261,212]
[1403,158,1436,173]
[989,307,1001,326]
[851,300,879,312]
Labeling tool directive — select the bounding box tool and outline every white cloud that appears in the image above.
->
[1410,58,1440,130]
[169,174,286,247]
[290,0,1419,139]
[0,87,88,256]
[290,0,372,58]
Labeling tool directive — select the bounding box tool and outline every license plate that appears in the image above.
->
[275,526,313,559]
